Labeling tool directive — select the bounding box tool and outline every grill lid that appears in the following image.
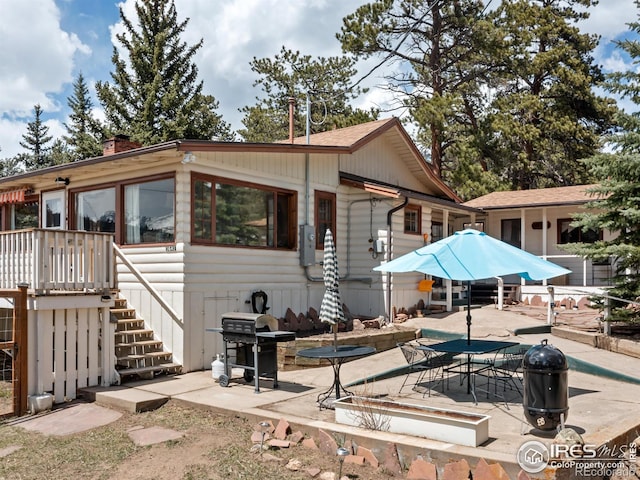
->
[221,312,279,333]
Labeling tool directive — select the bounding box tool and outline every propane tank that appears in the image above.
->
[211,354,225,380]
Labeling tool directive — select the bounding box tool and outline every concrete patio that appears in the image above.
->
[75,305,640,477]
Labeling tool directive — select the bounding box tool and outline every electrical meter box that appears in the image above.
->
[299,224,316,266]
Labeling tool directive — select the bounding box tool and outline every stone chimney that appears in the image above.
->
[102,135,142,156]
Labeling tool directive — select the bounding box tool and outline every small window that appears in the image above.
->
[315,190,336,248]
[501,219,521,247]
[404,205,421,235]
[431,221,444,243]
[557,218,601,244]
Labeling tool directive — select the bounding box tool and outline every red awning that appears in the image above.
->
[0,189,26,205]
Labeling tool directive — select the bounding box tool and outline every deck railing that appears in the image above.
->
[0,229,115,293]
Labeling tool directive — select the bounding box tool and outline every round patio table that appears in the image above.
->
[297,344,376,409]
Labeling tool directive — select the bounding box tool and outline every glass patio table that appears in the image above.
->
[297,344,376,410]
[418,339,519,403]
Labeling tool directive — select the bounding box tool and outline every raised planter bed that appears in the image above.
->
[277,326,416,370]
[334,396,490,447]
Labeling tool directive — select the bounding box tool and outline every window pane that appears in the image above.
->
[558,219,599,244]
[501,219,521,247]
[214,181,294,248]
[12,202,38,229]
[431,222,443,242]
[404,209,419,233]
[215,183,272,247]
[75,188,116,232]
[193,179,213,240]
[581,228,600,243]
[124,178,174,244]
[315,191,335,248]
[45,198,62,228]
[317,197,333,243]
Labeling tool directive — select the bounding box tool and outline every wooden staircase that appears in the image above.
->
[112,297,182,381]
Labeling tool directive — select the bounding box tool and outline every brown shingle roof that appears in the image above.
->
[463,184,601,209]
[280,118,396,147]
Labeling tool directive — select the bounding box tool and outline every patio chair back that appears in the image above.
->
[398,342,421,366]
[397,342,447,397]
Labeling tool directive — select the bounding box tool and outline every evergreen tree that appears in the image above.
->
[64,73,105,160]
[96,0,233,144]
[0,150,23,178]
[485,0,616,190]
[20,104,53,170]
[238,47,378,142]
[50,139,74,166]
[338,0,500,183]
[561,6,640,323]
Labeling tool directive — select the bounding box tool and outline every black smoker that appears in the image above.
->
[523,339,569,431]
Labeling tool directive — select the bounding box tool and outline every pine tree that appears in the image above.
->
[96,0,233,144]
[64,73,104,160]
[338,0,500,180]
[20,104,53,170]
[561,7,640,323]
[239,47,378,142]
[484,0,616,190]
[0,151,23,178]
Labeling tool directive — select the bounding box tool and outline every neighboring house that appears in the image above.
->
[463,185,614,304]
[0,117,480,406]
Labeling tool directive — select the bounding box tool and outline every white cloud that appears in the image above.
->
[1,0,639,159]
[0,0,89,156]
[601,50,633,73]
[577,0,637,39]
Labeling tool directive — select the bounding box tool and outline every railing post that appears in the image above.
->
[14,283,28,416]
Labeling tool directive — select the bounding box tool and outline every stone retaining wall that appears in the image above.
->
[277,326,417,370]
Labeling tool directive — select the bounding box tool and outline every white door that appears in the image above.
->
[42,190,66,229]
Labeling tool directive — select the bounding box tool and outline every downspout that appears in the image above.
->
[385,197,409,321]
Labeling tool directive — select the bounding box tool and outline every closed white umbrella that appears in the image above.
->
[319,229,345,350]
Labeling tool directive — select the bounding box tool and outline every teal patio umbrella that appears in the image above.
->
[374,229,571,343]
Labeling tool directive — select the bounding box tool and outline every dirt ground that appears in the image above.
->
[0,401,390,480]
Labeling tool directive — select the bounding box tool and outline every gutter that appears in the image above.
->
[384,196,409,321]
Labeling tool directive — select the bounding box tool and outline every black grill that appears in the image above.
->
[214,312,296,393]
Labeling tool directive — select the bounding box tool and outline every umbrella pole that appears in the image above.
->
[333,323,338,352]
[466,280,472,395]
[466,281,472,345]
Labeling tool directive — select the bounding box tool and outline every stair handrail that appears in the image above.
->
[113,244,183,325]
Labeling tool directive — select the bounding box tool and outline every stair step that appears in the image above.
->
[116,318,145,330]
[117,354,147,362]
[113,298,127,308]
[116,362,182,377]
[115,329,154,338]
[110,308,137,318]
[145,351,172,358]
[116,341,163,351]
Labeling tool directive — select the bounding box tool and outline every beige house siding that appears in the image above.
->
[0,118,470,373]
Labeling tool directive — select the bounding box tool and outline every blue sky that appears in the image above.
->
[0,0,638,159]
